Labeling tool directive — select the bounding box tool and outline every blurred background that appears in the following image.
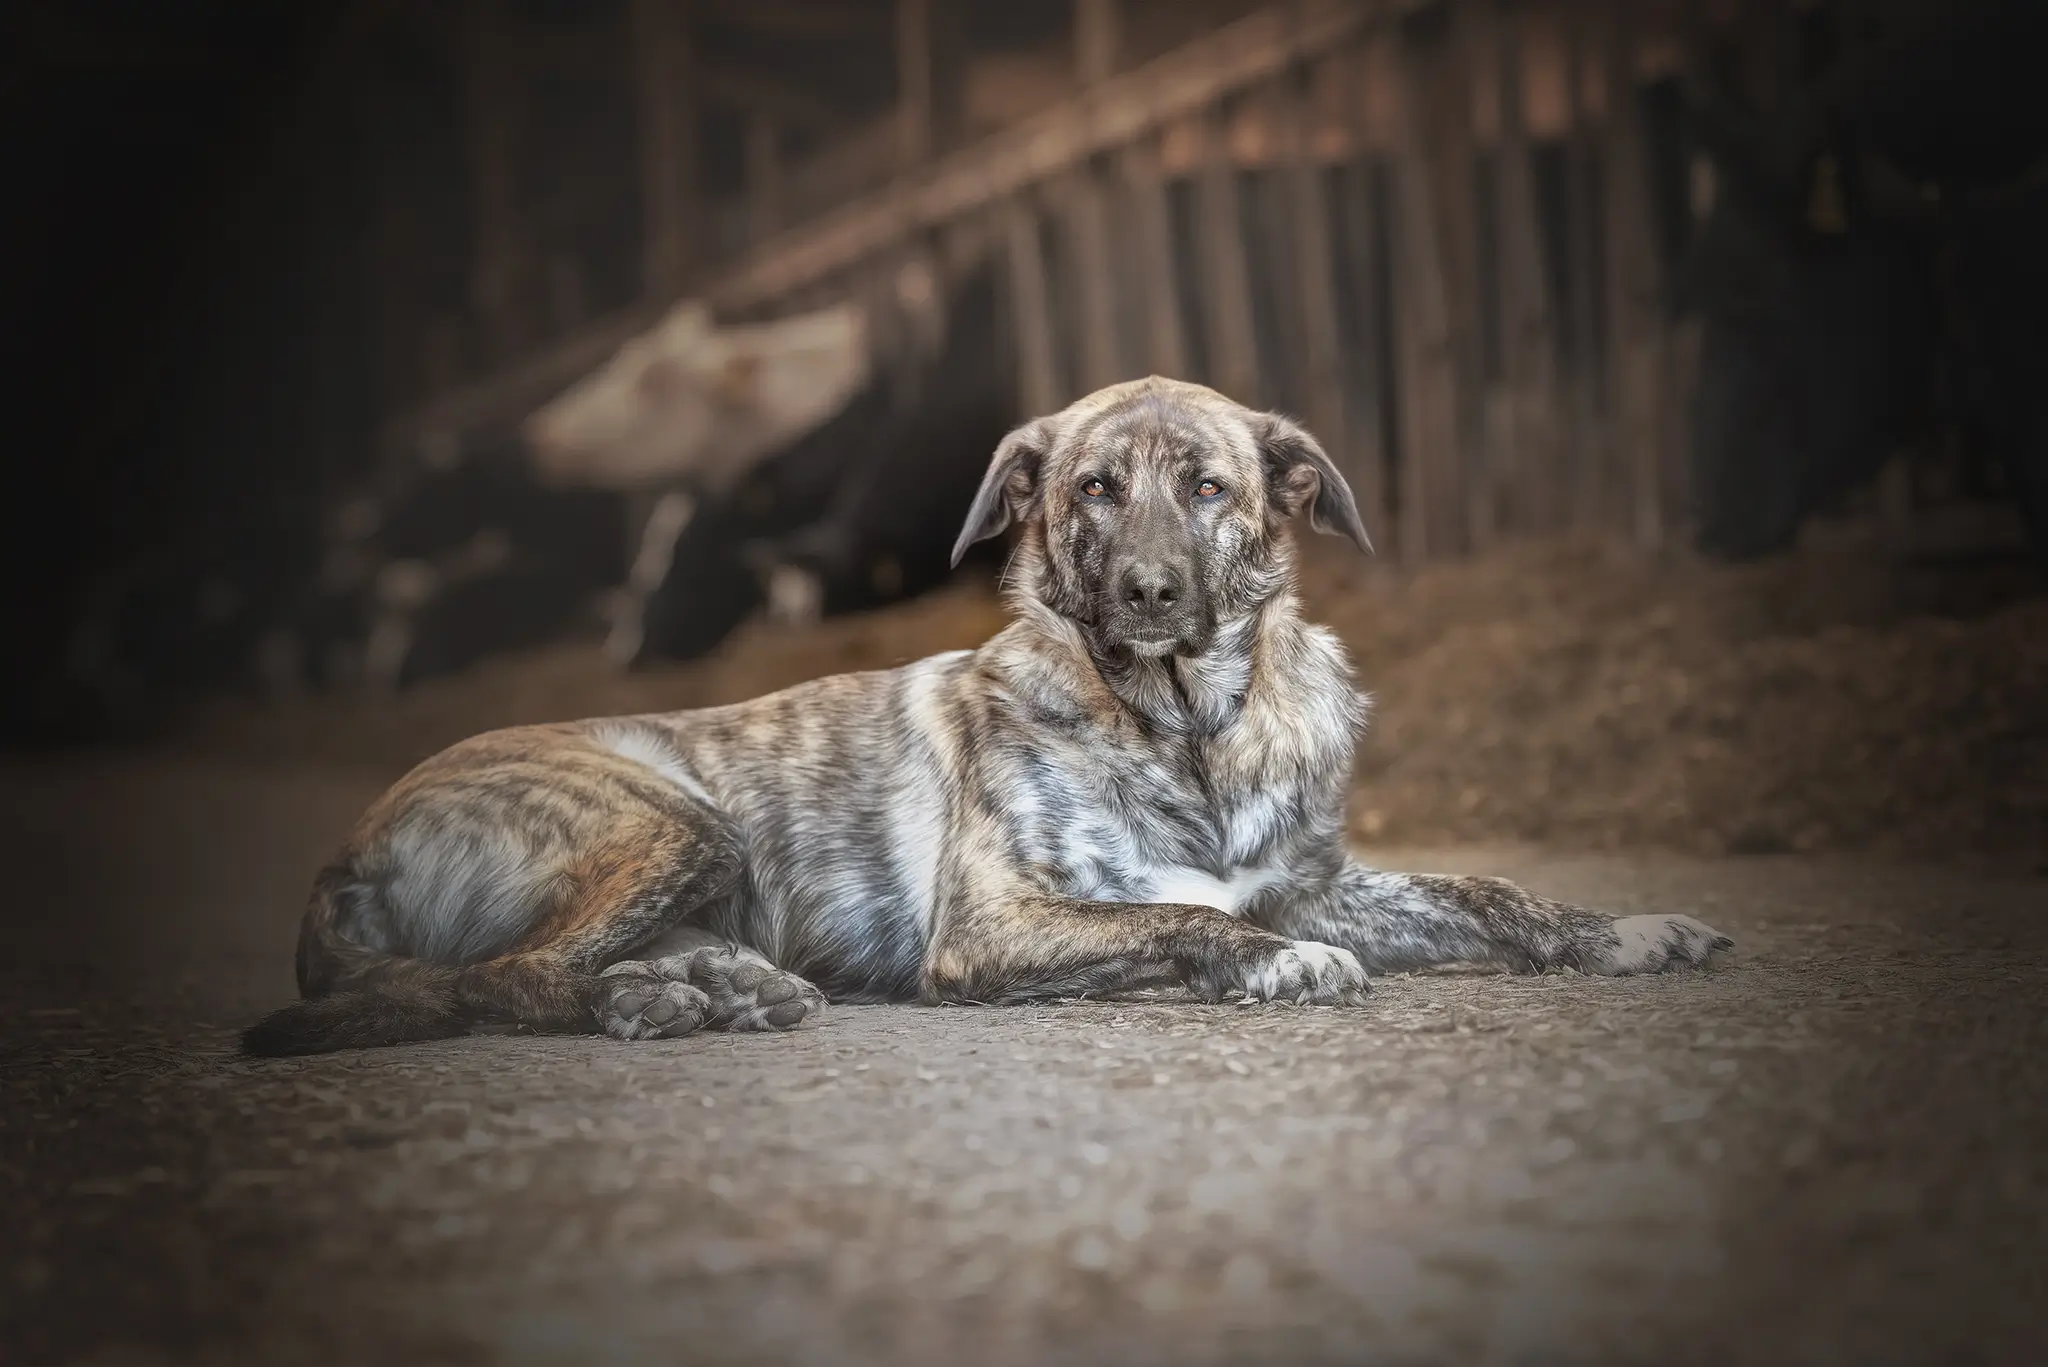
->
[6,7,2048,1362]
[5,0,2045,865]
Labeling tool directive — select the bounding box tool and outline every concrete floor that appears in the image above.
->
[3,759,2044,1366]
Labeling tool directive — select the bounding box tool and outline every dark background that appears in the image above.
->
[7,0,2044,756]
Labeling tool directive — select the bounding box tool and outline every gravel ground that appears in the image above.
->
[4,760,2045,1366]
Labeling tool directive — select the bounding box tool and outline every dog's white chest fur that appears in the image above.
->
[1032,749,1303,916]
[1140,864,1287,916]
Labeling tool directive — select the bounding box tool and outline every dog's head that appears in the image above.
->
[951,378,1371,657]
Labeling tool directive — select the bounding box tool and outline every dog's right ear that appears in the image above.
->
[950,417,1054,567]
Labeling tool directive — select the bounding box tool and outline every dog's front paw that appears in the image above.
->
[1237,940,1371,1005]
[1579,914,1734,975]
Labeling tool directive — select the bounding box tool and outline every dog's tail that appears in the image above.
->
[240,978,463,1056]
[241,866,469,1057]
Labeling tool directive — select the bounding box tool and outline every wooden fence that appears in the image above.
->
[395,0,1700,565]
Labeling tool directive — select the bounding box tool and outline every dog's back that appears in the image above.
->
[660,650,974,998]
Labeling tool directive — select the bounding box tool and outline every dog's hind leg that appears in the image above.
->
[247,809,745,1054]
[609,923,825,1032]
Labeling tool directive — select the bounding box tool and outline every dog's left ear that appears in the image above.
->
[1253,412,1373,554]
[951,417,1054,567]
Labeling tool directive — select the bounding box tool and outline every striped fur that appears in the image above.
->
[244,379,1729,1056]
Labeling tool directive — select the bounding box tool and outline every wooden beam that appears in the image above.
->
[1600,8,1668,550]
[1562,10,1606,532]
[1061,166,1124,392]
[1386,30,1463,562]
[1487,0,1562,536]
[895,0,964,170]
[462,0,524,351]
[1411,3,1489,552]
[1075,0,1121,85]
[709,1,1379,314]
[1329,154,1392,551]
[1281,63,1347,484]
[630,0,700,298]
[1003,200,1060,416]
[1196,100,1261,405]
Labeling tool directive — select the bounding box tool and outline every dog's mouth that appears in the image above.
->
[1097,611,1208,659]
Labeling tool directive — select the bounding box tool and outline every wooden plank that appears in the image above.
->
[1384,31,1462,563]
[629,0,699,298]
[709,1,1382,313]
[1003,200,1060,416]
[1119,136,1189,379]
[1281,62,1347,468]
[1329,151,1392,551]
[894,0,963,169]
[1421,3,1490,551]
[1488,0,1562,535]
[462,0,524,353]
[1390,18,1481,561]
[1195,100,1262,405]
[1599,7,1666,549]
[1561,6,1607,532]
[1061,165,1124,392]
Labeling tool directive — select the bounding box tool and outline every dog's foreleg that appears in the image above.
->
[922,892,1371,1005]
[1257,863,1733,976]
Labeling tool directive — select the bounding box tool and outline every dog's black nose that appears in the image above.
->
[1120,563,1184,615]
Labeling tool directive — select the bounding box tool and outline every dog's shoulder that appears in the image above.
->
[965,608,1144,738]
[1208,605,1365,788]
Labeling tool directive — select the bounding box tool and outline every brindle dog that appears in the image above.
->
[244,378,1731,1055]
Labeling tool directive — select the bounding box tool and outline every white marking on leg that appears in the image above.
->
[1146,865,1287,917]
[1593,915,1733,975]
[1241,941,1367,1002]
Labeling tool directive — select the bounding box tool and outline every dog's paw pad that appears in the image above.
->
[598,963,711,1040]
[651,945,826,1032]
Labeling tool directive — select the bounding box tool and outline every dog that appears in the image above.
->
[243,378,1732,1055]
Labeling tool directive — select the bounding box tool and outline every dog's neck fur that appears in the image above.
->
[990,530,1314,742]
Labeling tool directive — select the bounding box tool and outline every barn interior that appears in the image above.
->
[5,0,2047,1362]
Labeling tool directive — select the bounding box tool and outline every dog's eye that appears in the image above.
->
[1195,479,1224,499]
[1080,478,1108,499]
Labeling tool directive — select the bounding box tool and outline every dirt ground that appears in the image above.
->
[4,759,2045,1366]
[10,531,2044,1363]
